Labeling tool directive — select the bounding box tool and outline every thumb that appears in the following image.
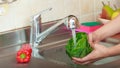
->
[88,33,92,43]
[88,34,95,48]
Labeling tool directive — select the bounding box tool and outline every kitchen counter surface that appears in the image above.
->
[0,54,71,68]
[0,25,120,68]
[1,54,120,68]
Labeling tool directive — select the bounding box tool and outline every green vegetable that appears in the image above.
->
[65,32,93,59]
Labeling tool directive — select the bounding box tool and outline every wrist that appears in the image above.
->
[104,47,112,57]
[101,47,111,58]
[107,45,120,57]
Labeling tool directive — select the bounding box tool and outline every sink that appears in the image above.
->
[38,41,120,67]
[1,19,120,68]
[36,25,120,68]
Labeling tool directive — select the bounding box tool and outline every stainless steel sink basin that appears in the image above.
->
[1,19,120,68]
[36,24,120,68]
[38,39,120,68]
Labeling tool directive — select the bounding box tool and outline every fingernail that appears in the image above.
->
[72,57,76,59]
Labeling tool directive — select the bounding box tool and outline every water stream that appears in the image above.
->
[71,29,77,47]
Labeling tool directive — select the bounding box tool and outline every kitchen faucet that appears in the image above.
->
[30,8,80,58]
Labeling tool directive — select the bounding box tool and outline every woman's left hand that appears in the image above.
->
[72,44,110,65]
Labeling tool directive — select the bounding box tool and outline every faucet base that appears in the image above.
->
[32,47,44,59]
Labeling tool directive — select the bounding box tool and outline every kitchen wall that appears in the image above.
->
[0,0,119,33]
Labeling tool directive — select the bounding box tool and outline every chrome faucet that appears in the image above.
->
[30,8,80,58]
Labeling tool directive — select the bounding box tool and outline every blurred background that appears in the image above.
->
[0,0,119,33]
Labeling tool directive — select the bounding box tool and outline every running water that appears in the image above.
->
[71,29,77,47]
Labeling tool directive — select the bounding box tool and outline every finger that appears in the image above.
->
[72,52,95,63]
[94,40,99,44]
[72,57,83,62]
[88,33,92,44]
[81,51,96,62]
[81,60,96,65]
[72,60,83,65]
[81,61,92,65]
[88,34,95,48]
[72,57,82,62]
[72,57,97,65]
[73,60,95,65]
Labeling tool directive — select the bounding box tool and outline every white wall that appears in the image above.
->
[0,0,119,33]
[0,0,81,32]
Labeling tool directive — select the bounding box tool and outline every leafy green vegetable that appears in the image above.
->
[65,32,93,59]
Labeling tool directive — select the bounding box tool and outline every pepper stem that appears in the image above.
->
[20,53,26,59]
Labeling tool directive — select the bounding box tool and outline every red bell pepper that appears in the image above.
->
[21,43,32,53]
[16,44,32,63]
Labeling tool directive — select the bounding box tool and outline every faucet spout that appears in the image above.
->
[35,15,80,47]
[68,15,80,29]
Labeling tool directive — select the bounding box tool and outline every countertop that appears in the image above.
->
[0,30,120,68]
[0,54,71,68]
[1,54,120,68]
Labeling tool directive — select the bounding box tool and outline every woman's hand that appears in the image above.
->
[72,44,110,65]
[72,15,120,65]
